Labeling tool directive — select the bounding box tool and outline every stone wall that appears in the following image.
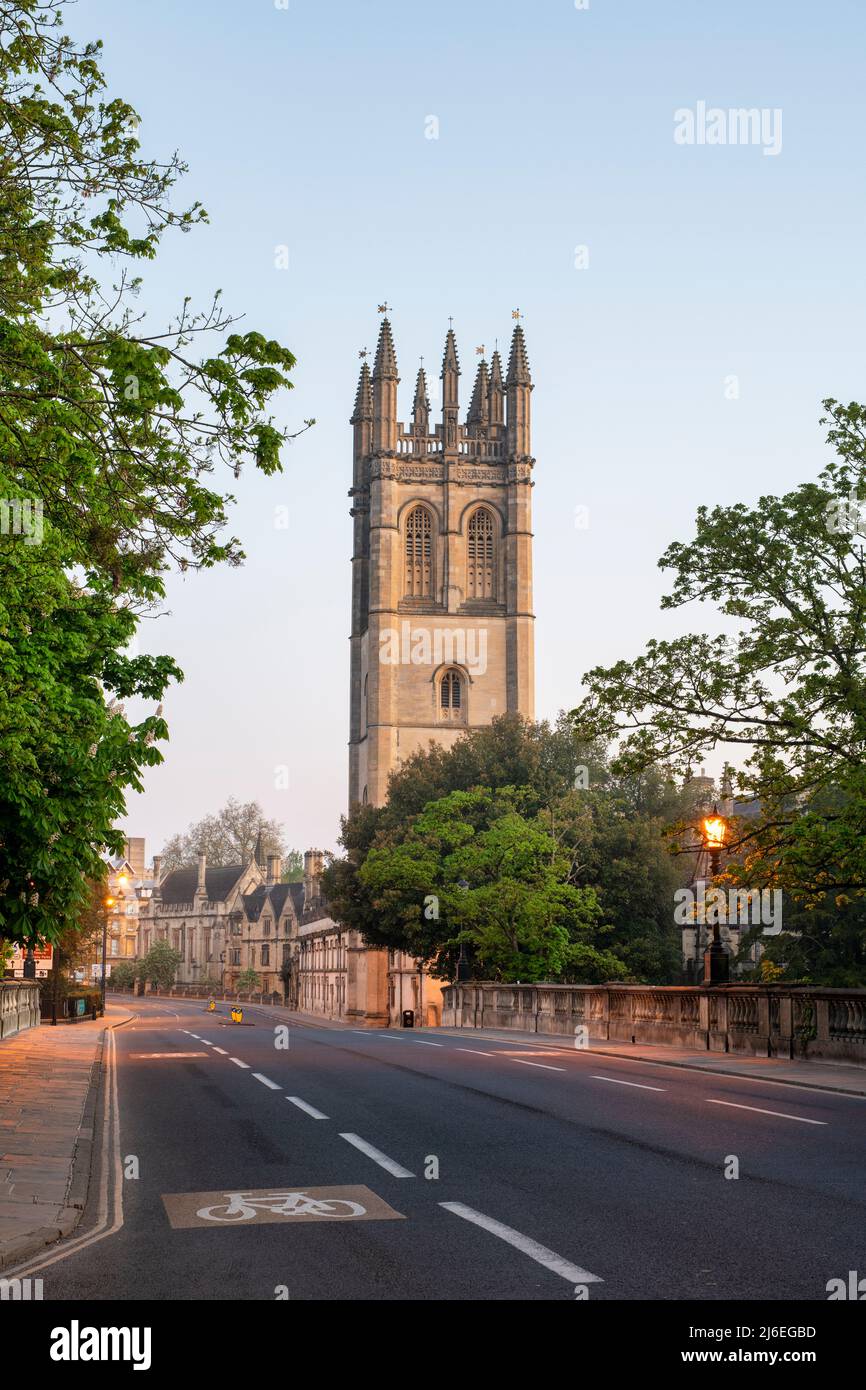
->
[441,982,866,1066]
[0,980,41,1039]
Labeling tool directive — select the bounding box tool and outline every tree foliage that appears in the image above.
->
[0,2,304,945]
[572,401,866,908]
[137,938,181,991]
[323,715,686,984]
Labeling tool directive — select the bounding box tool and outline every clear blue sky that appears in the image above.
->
[69,0,866,861]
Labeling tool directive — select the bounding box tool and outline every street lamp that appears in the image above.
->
[700,805,729,984]
[455,879,471,982]
[102,895,114,1012]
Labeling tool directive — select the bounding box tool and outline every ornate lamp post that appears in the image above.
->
[700,806,729,984]
[455,879,472,982]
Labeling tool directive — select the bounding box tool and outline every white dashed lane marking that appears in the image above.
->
[706,1099,827,1125]
[508,1059,566,1073]
[339,1133,415,1178]
[440,1202,603,1286]
[252,1073,281,1090]
[591,1075,666,1092]
[230,1058,250,1069]
[286,1096,329,1120]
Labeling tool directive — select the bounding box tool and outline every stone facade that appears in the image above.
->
[345,315,537,1023]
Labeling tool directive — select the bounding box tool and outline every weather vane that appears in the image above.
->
[512,307,523,321]
[358,347,369,359]
[377,302,391,314]
[475,344,485,356]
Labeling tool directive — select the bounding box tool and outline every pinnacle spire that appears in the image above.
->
[373,316,398,380]
[412,366,430,432]
[441,327,460,380]
[351,360,373,422]
[467,357,490,426]
[506,323,531,386]
[489,349,505,424]
[253,828,266,868]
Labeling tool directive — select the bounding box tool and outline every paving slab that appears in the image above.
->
[0,1003,133,1270]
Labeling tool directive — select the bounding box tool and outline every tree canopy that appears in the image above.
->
[0,1,305,945]
[159,798,291,872]
[323,715,688,984]
[572,400,866,910]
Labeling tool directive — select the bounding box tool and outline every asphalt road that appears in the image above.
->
[14,998,866,1301]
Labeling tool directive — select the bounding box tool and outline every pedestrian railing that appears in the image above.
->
[0,980,41,1039]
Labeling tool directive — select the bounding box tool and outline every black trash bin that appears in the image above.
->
[402,1009,415,1028]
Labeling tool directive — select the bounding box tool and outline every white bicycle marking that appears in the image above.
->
[196,1190,367,1222]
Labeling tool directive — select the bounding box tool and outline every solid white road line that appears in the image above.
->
[508,1059,566,1072]
[230,1057,250,1069]
[286,1096,329,1120]
[706,1099,827,1125]
[212,1047,228,1055]
[457,1048,498,1057]
[252,1073,281,1090]
[339,1133,415,1178]
[440,1202,603,1286]
[591,1074,667,1092]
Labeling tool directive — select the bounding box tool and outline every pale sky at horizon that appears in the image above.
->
[65,0,865,864]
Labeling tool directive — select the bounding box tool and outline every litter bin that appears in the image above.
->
[402,1009,415,1028]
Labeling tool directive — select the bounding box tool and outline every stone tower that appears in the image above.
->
[348,316,535,808]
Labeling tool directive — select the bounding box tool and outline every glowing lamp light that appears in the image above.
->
[701,816,727,850]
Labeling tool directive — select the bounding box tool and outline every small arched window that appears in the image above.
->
[467,507,495,599]
[405,505,433,597]
[439,669,464,721]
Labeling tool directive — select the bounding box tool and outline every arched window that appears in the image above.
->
[439,669,464,721]
[405,505,433,597]
[467,507,495,599]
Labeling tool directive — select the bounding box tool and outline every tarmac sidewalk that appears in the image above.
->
[0,1002,133,1272]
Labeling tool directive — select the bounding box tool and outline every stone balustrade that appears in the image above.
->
[0,980,41,1040]
[441,982,866,1065]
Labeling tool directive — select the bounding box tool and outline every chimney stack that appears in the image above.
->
[125,837,146,878]
[196,852,207,896]
[151,855,163,900]
[303,849,325,912]
[267,854,281,885]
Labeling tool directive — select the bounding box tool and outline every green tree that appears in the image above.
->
[281,850,304,883]
[109,960,137,989]
[324,715,684,983]
[137,939,181,991]
[235,967,261,993]
[572,401,866,909]
[359,787,625,983]
[0,1,306,946]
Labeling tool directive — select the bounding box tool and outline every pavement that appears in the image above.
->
[0,1002,132,1271]
[1,994,863,1301]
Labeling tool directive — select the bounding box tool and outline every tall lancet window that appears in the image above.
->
[405,505,433,597]
[439,669,464,721]
[467,507,495,600]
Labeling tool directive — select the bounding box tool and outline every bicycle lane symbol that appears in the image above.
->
[162,1185,406,1229]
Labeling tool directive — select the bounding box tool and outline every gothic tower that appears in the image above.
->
[348,315,535,809]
